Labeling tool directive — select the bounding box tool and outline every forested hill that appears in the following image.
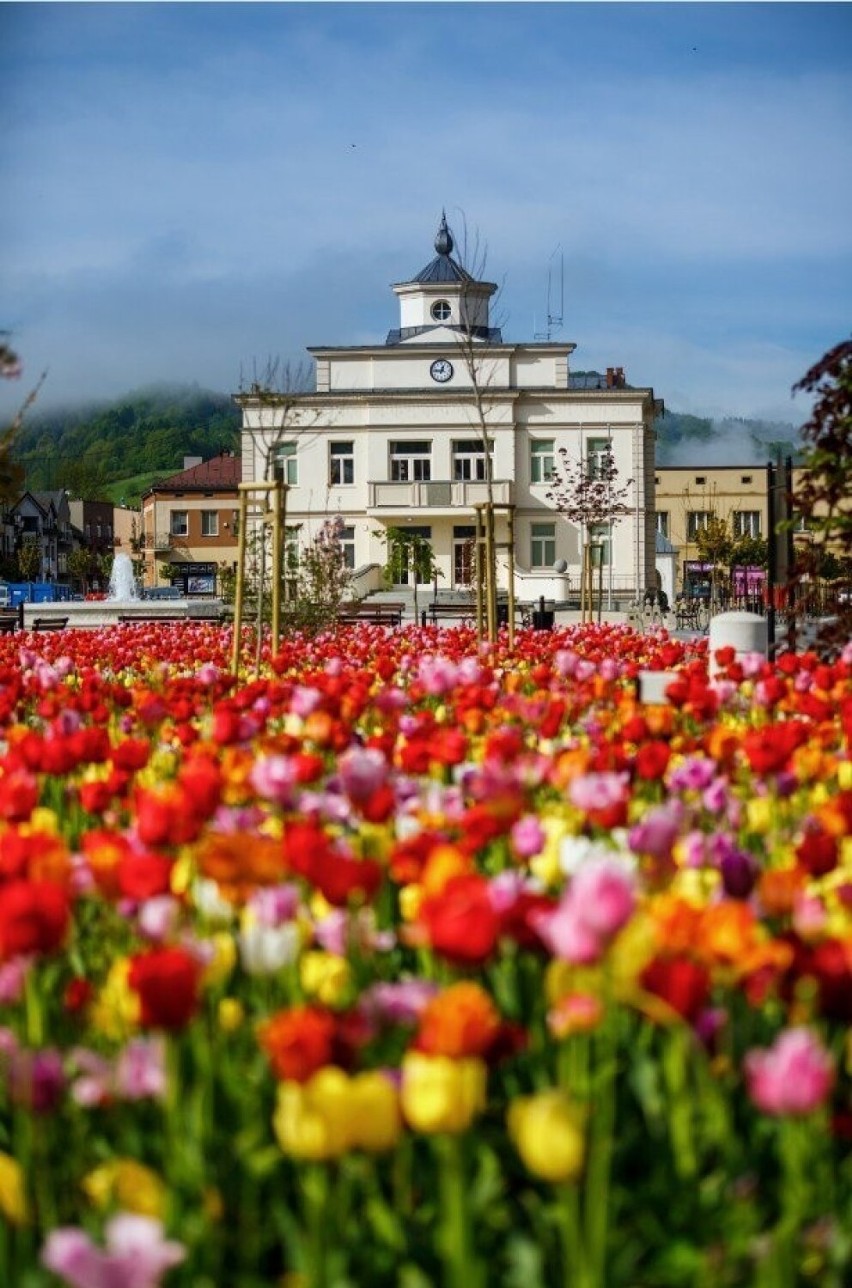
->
[11,383,803,502]
[13,384,241,500]
[656,410,803,466]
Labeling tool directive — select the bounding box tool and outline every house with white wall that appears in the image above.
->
[238,216,660,602]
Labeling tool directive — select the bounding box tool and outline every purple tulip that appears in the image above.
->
[720,849,758,900]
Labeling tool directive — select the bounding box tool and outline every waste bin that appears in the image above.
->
[532,598,555,630]
[497,602,509,627]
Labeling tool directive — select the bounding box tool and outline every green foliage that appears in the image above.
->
[381,527,440,587]
[13,384,240,497]
[66,545,96,591]
[16,539,41,581]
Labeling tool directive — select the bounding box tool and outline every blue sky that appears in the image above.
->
[2,2,851,427]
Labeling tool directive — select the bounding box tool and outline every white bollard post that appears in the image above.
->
[708,611,768,677]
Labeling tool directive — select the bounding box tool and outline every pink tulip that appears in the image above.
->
[744,1028,834,1117]
[42,1213,185,1288]
[570,859,636,939]
[338,746,388,803]
[510,815,546,860]
[532,897,603,965]
[568,772,628,814]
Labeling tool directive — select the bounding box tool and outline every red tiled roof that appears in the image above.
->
[149,453,242,493]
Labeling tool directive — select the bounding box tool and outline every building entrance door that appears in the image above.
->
[453,526,476,588]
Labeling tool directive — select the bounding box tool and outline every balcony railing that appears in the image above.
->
[367,479,514,510]
[150,532,179,551]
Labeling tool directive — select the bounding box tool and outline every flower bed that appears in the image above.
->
[0,621,850,1287]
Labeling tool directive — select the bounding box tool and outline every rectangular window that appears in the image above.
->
[588,522,612,566]
[530,522,556,569]
[586,437,611,480]
[687,510,712,540]
[338,525,356,570]
[170,510,188,537]
[390,440,431,482]
[201,510,219,537]
[655,511,670,537]
[695,476,706,486]
[740,475,753,485]
[452,439,491,481]
[530,439,555,484]
[330,442,355,485]
[274,441,298,487]
[733,510,761,538]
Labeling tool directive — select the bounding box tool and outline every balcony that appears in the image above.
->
[150,532,178,551]
[367,479,514,514]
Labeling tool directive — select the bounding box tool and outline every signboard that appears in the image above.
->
[731,566,765,596]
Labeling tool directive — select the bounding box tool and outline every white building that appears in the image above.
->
[238,216,660,602]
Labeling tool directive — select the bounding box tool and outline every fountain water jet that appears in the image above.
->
[107,552,140,601]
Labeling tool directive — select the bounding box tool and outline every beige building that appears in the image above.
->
[238,216,661,603]
[655,464,818,595]
[140,452,240,595]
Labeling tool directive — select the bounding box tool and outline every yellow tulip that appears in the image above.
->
[508,1090,585,1183]
[217,997,245,1032]
[273,1068,353,1161]
[272,1067,402,1159]
[90,959,141,1040]
[82,1158,165,1218]
[203,932,238,986]
[0,1151,28,1225]
[349,1070,402,1153]
[746,797,773,835]
[299,951,352,1007]
[400,1053,487,1135]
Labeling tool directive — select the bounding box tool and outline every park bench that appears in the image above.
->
[0,612,19,635]
[423,598,533,628]
[337,601,405,627]
[423,599,475,626]
[31,616,69,632]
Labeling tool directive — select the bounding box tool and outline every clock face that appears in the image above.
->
[430,358,454,384]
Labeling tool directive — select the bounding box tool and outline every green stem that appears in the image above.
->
[583,1007,617,1287]
[436,1134,478,1288]
[557,1180,586,1288]
[301,1163,331,1288]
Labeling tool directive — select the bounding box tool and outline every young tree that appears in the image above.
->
[693,515,734,608]
[235,360,320,644]
[450,214,506,642]
[66,546,96,595]
[790,338,852,646]
[381,526,440,623]
[285,518,352,634]
[17,539,41,582]
[545,446,633,621]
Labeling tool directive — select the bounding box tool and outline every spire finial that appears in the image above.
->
[434,211,453,257]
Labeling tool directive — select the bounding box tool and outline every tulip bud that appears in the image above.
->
[400,1053,487,1134]
[508,1090,585,1182]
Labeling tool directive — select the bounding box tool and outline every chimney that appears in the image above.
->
[615,367,625,387]
[606,367,615,387]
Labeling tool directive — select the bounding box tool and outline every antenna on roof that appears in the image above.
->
[534,246,564,341]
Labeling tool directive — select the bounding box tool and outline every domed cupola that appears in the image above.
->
[387,212,501,345]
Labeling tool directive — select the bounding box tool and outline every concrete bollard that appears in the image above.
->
[708,611,768,677]
[637,670,680,705]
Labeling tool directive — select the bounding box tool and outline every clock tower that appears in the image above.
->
[386,212,501,348]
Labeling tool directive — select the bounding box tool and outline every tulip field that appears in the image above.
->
[0,618,850,1287]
